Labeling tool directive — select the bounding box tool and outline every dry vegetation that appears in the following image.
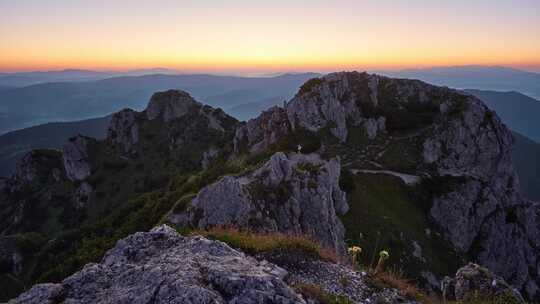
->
[189,227,339,263]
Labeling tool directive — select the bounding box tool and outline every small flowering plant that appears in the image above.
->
[375,250,390,274]
[348,246,362,266]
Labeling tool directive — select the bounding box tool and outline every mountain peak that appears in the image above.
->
[145,89,200,121]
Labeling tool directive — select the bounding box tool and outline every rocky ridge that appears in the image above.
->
[172,152,349,254]
[234,71,540,300]
[10,225,417,304]
[2,72,538,302]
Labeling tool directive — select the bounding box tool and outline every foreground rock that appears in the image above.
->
[172,152,349,254]
[11,225,420,304]
[442,263,525,303]
[10,225,306,304]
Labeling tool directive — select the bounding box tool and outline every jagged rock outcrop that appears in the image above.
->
[442,263,525,303]
[234,72,538,300]
[10,225,306,304]
[146,90,200,122]
[107,90,237,159]
[62,135,95,181]
[424,96,540,298]
[12,150,65,187]
[173,152,348,254]
[234,106,291,153]
[106,108,139,156]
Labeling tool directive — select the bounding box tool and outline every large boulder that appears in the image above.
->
[9,225,305,304]
[174,152,349,254]
[442,263,525,303]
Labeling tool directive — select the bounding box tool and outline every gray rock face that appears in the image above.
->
[146,90,200,122]
[74,182,93,208]
[287,74,360,142]
[107,108,139,155]
[442,263,525,303]
[10,225,306,304]
[234,106,291,153]
[201,148,219,169]
[363,117,386,140]
[425,96,540,299]
[176,152,349,254]
[12,150,65,186]
[62,135,94,182]
[268,71,539,300]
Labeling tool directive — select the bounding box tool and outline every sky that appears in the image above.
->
[1,0,540,73]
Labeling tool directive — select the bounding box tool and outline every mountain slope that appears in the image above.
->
[1,72,538,302]
[0,68,181,87]
[0,116,110,177]
[465,89,540,142]
[382,66,540,100]
[230,72,539,300]
[0,73,318,134]
[512,132,540,201]
[0,90,239,300]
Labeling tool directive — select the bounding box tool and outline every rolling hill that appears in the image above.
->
[0,73,318,134]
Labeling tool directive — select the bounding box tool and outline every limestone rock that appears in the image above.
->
[106,108,139,155]
[425,95,540,298]
[8,150,65,190]
[201,148,219,169]
[9,225,306,304]
[62,135,94,181]
[145,90,200,122]
[234,106,291,153]
[442,263,525,303]
[176,152,349,254]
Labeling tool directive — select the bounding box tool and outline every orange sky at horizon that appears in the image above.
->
[1,0,539,73]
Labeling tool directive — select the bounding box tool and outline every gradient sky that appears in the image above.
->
[1,0,539,73]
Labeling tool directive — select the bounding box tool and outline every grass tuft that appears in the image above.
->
[294,283,353,304]
[190,227,338,263]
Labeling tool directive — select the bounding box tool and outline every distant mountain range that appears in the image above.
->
[0,87,539,202]
[0,73,318,134]
[0,68,181,87]
[464,90,540,143]
[0,116,110,177]
[380,65,540,100]
[512,132,540,201]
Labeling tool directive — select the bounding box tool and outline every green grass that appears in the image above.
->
[341,172,463,283]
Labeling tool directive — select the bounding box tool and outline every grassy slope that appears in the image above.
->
[341,172,463,286]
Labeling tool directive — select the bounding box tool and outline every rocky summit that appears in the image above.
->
[10,225,418,304]
[1,72,538,303]
[171,152,348,254]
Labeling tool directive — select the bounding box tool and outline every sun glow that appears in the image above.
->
[1,0,539,73]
